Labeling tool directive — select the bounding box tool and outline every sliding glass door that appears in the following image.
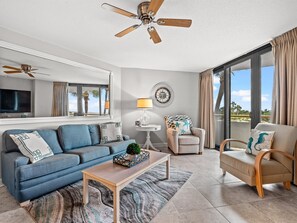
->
[230,59,251,149]
[213,44,274,149]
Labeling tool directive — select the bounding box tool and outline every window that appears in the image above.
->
[213,44,274,149]
[68,84,109,116]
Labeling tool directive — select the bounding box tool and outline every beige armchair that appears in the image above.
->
[220,123,297,198]
[165,115,205,155]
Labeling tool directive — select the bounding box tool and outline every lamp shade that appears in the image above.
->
[137,98,153,108]
[104,101,110,109]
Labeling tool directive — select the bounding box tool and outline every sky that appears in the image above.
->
[213,66,274,111]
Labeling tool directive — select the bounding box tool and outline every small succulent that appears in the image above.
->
[126,143,141,155]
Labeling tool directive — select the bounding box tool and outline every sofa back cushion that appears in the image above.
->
[88,124,100,145]
[3,129,33,153]
[37,129,63,154]
[58,124,92,151]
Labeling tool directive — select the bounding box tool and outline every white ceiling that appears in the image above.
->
[0,0,296,73]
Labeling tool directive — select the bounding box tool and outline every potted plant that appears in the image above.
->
[126,143,141,160]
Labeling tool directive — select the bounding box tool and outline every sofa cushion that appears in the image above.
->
[58,125,92,151]
[3,129,33,153]
[220,151,290,177]
[18,153,80,181]
[37,129,63,154]
[103,139,136,154]
[178,135,200,145]
[88,124,100,145]
[65,146,110,163]
[10,131,54,164]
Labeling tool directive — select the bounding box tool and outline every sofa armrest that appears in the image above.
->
[166,128,179,154]
[122,135,130,141]
[1,152,29,196]
[191,127,206,153]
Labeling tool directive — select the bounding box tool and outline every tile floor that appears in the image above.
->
[1,148,297,223]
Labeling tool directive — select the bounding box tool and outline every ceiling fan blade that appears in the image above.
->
[27,73,35,78]
[147,26,161,44]
[148,0,164,16]
[30,68,38,71]
[115,24,141,37]
[101,3,137,18]
[157,18,192,27]
[4,70,22,74]
[2,65,21,70]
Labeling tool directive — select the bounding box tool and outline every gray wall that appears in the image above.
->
[121,68,199,147]
[34,79,53,117]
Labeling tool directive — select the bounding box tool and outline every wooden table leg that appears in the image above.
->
[113,187,120,223]
[83,174,89,205]
[166,158,170,179]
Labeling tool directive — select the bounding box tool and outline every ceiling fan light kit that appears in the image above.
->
[101,0,192,44]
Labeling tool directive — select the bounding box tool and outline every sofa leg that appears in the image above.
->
[20,200,30,207]
[222,169,226,175]
[283,181,291,190]
[197,152,203,155]
[256,183,264,198]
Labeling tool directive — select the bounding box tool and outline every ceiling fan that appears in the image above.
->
[2,64,48,78]
[101,0,192,44]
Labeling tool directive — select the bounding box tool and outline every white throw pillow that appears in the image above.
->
[174,120,191,135]
[100,122,123,144]
[245,129,275,160]
[10,131,54,163]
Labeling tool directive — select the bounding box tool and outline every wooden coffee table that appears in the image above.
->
[82,150,170,223]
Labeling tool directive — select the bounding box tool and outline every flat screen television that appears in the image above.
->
[0,89,31,113]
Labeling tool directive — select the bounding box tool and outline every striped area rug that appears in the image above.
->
[24,165,191,223]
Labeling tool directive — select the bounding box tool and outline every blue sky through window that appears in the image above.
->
[213,66,274,111]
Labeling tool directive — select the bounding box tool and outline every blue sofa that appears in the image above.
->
[1,124,135,202]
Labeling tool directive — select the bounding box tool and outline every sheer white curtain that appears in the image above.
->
[271,27,297,126]
[52,82,69,116]
[199,69,215,148]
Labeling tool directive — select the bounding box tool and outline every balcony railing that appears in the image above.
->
[214,114,271,148]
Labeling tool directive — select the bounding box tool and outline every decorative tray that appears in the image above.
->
[113,150,150,168]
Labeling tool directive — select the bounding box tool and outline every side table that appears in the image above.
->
[135,124,161,151]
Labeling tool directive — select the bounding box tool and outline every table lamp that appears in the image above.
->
[137,98,153,126]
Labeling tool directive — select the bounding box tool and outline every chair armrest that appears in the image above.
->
[166,128,179,154]
[167,128,178,136]
[122,135,130,140]
[220,139,247,155]
[191,127,206,153]
[254,149,295,196]
[255,149,295,176]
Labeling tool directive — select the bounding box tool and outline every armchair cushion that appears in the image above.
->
[174,120,191,135]
[165,115,193,129]
[221,151,290,178]
[179,135,200,145]
[245,129,275,160]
